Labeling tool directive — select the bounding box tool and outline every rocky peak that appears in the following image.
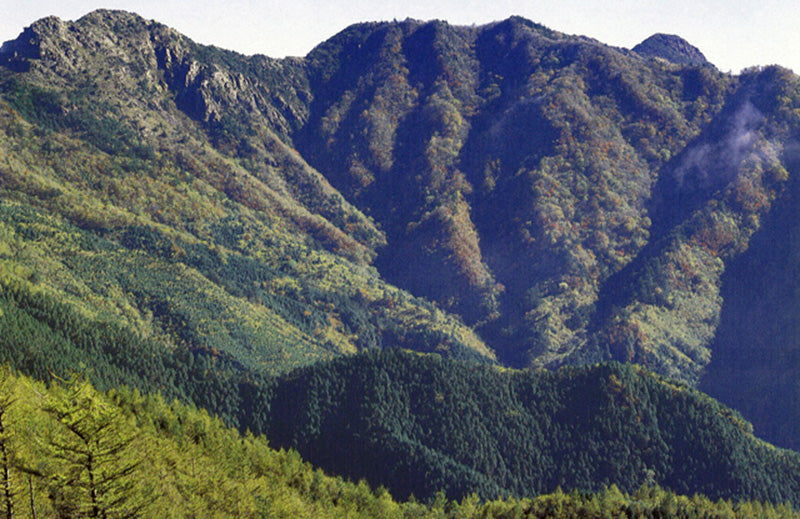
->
[633,33,709,66]
[0,9,162,82]
[75,8,146,25]
[0,17,66,71]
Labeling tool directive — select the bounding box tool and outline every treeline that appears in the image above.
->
[0,366,794,518]
[266,349,800,507]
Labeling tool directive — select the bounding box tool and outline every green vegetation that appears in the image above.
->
[585,66,800,384]
[3,8,800,511]
[0,8,495,385]
[293,15,751,376]
[0,366,792,518]
[267,349,800,507]
[701,114,800,451]
[632,33,710,66]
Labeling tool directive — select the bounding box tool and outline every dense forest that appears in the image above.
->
[267,349,800,506]
[0,365,793,518]
[2,8,800,515]
[0,367,798,519]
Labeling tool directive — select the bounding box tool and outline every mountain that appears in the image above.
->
[293,17,728,371]
[283,16,800,449]
[3,7,800,503]
[0,11,497,426]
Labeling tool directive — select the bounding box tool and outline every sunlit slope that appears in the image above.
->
[0,10,493,386]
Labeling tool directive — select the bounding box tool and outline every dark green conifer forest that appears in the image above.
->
[267,350,800,506]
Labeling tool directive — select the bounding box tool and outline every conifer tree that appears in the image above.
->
[41,376,145,518]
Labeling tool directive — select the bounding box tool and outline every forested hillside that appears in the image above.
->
[3,8,800,511]
[267,349,800,506]
[293,17,800,389]
[0,364,793,518]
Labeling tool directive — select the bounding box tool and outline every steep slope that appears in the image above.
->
[700,136,800,449]
[292,17,741,370]
[0,9,493,388]
[585,66,800,383]
[267,349,800,506]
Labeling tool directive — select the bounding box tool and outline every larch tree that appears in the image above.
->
[41,376,145,518]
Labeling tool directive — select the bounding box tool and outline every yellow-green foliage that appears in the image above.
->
[478,485,798,519]
[0,367,421,518]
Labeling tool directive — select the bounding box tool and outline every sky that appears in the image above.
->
[2,0,799,74]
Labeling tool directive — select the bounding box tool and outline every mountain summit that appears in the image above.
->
[633,33,709,65]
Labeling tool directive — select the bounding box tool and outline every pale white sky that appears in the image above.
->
[2,0,799,74]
